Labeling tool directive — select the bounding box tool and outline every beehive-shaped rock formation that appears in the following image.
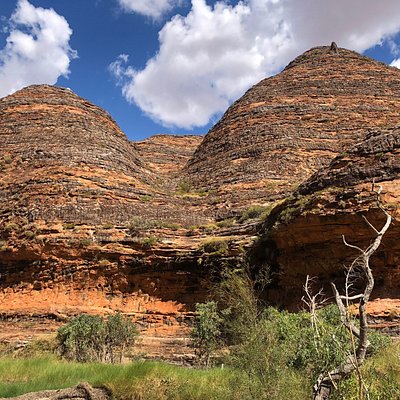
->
[0,85,158,225]
[185,45,400,206]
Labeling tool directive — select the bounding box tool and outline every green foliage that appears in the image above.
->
[24,230,36,240]
[139,195,152,202]
[0,240,9,251]
[191,302,223,366]
[176,180,192,194]
[141,235,158,249]
[215,218,236,228]
[211,270,394,398]
[102,223,114,229]
[331,342,400,400]
[0,357,249,400]
[104,313,138,363]
[199,223,219,233]
[4,223,18,233]
[239,205,267,223]
[57,314,105,363]
[57,313,138,363]
[127,217,155,236]
[79,238,92,247]
[63,223,75,230]
[127,217,180,236]
[3,155,12,164]
[215,270,260,344]
[98,258,111,267]
[200,238,229,255]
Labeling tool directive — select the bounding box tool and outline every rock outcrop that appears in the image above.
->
[1,383,110,400]
[259,126,400,321]
[185,46,400,207]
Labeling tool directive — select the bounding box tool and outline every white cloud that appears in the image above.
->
[117,0,181,19]
[0,0,77,98]
[390,58,400,69]
[112,0,400,129]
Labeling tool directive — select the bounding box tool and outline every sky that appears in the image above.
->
[1,1,400,141]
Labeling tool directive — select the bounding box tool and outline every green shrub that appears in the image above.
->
[24,230,36,240]
[3,155,12,164]
[215,218,236,228]
[57,314,105,363]
[4,223,18,233]
[176,180,192,194]
[139,195,152,202]
[63,223,75,230]
[200,238,229,255]
[102,223,114,229]
[79,238,92,247]
[98,259,111,267]
[57,313,138,363]
[191,302,223,366]
[239,205,267,223]
[127,217,158,236]
[141,236,158,249]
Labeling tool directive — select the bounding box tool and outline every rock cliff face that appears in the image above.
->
[1,45,400,356]
[185,46,400,207]
[0,85,248,358]
[259,126,400,321]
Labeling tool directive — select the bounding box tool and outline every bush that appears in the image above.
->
[191,302,223,366]
[210,269,394,398]
[200,238,229,255]
[141,236,158,249]
[239,205,268,223]
[176,180,192,194]
[57,313,138,363]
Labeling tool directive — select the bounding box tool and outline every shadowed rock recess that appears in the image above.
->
[0,45,399,357]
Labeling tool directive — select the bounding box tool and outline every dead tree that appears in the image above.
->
[313,198,392,400]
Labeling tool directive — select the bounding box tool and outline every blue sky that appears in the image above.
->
[2,1,400,141]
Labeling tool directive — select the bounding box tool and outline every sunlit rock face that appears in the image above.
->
[1,45,400,356]
[185,46,400,207]
[259,126,400,325]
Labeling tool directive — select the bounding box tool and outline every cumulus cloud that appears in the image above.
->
[390,58,400,68]
[111,0,400,129]
[0,0,77,98]
[117,0,181,19]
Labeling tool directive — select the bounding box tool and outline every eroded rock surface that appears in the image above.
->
[1,45,400,357]
[259,126,400,323]
[1,383,110,400]
[185,46,400,207]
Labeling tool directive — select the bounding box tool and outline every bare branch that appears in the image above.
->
[339,294,364,301]
[342,235,363,253]
[362,215,379,235]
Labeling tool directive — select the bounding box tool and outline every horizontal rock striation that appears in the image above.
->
[2,45,400,356]
[258,126,400,317]
[185,46,400,207]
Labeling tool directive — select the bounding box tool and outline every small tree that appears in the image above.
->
[105,312,138,363]
[57,313,138,363]
[57,314,106,363]
[191,301,223,366]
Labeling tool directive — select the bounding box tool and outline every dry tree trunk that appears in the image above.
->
[313,199,392,400]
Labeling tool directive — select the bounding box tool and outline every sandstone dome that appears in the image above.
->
[0,85,154,225]
[185,45,400,206]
